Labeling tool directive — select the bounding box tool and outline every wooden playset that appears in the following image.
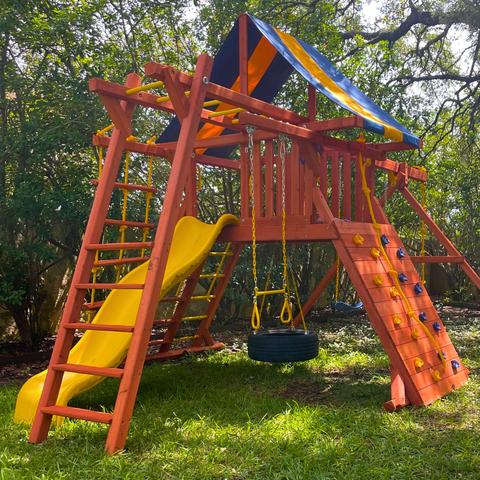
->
[15,14,479,454]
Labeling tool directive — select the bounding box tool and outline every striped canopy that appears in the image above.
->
[158,15,419,155]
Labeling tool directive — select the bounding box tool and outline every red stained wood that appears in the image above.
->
[253,141,263,217]
[342,154,352,220]
[304,162,314,220]
[264,140,274,217]
[354,155,363,221]
[94,135,167,158]
[302,116,363,132]
[145,343,224,362]
[98,95,133,138]
[297,140,322,177]
[330,151,340,217]
[29,73,142,446]
[418,369,469,406]
[162,66,190,122]
[104,219,155,229]
[385,366,410,412]
[239,14,249,95]
[290,142,300,215]
[75,283,144,290]
[86,242,154,251]
[63,323,134,333]
[52,364,124,379]
[41,406,113,425]
[410,255,464,263]
[319,152,328,199]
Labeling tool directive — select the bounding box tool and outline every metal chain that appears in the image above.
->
[279,134,288,290]
[246,126,258,295]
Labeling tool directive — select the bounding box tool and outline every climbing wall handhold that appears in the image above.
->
[411,328,420,340]
[370,247,380,259]
[418,312,427,322]
[381,234,390,246]
[451,360,460,370]
[437,351,446,360]
[396,248,406,259]
[389,287,400,298]
[393,315,403,325]
[431,370,441,382]
[414,357,424,368]
[414,283,424,294]
[433,322,442,331]
[353,234,364,245]
[373,274,384,286]
[398,272,408,282]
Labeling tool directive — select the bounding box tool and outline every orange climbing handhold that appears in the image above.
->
[373,274,384,286]
[370,248,380,259]
[414,357,424,368]
[431,370,441,382]
[411,328,420,340]
[353,234,364,245]
[393,315,403,325]
[390,287,400,298]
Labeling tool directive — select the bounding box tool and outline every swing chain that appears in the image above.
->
[247,126,257,294]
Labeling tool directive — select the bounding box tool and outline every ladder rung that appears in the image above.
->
[41,405,113,424]
[159,297,181,303]
[104,219,155,229]
[52,363,124,378]
[153,318,171,325]
[209,252,234,256]
[82,301,105,310]
[148,339,165,347]
[91,179,158,194]
[75,283,144,290]
[182,315,207,321]
[63,323,134,333]
[172,335,199,342]
[199,274,225,278]
[86,242,154,251]
[159,295,215,303]
[94,256,149,268]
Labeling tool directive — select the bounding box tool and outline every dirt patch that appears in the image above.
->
[278,378,330,404]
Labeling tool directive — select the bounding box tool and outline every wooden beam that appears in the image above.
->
[237,112,387,161]
[98,95,133,138]
[368,139,423,152]
[302,115,363,132]
[216,220,338,243]
[239,13,249,95]
[161,65,190,122]
[144,62,309,125]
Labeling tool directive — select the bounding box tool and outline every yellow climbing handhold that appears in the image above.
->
[393,315,403,325]
[373,274,384,286]
[370,248,380,259]
[431,370,441,382]
[353,234,364,245]
[414,357,424,368]
[411,328,420,340]
[390,287,400,298]
[407,310,415,318]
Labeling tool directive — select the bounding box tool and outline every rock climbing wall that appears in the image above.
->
[332,221,469,407]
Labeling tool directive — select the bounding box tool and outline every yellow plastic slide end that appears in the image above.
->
[14,214,239,426]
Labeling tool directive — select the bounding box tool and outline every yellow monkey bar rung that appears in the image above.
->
[126,81,164,95]
[209,107,246,118]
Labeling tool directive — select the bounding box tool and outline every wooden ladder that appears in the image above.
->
[29,54,214,453]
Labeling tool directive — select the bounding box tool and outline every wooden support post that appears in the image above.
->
[192,243,244,346]
[342,154,352,220]
[319,151,328,199]
[253,141,263,216]
[293,261,338,327]
[354,155,363,222]
[241,143,250,219]
[384,367,410,412]
[29,73,142,445]
[103,54,213,454]
[239,13,249,95]
[304,162,314,220]
[264,140,274,217]
[291,142,300,215]
[330,150,340,217]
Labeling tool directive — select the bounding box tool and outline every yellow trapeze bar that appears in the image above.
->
[255,288,286,297]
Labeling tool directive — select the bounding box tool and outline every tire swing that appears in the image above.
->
[245,128,319,363]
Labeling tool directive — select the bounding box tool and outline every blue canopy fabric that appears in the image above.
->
[157,15,419,154]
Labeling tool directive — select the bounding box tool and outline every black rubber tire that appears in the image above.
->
[248,329,319,363]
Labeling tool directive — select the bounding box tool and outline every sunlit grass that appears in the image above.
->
[1,316,479,479]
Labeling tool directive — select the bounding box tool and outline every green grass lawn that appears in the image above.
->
[1,315,479,479]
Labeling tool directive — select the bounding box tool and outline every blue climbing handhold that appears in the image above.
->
[418,312,427,322]
[433,322,442,331]
[300,156,305,165]
[398,272,408,283]
[381,234,390,246]
[451,360,460,369]
[414,283,424,294]
[397,248,406,259]
[317,144,323,153]
[437,351,446,360]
